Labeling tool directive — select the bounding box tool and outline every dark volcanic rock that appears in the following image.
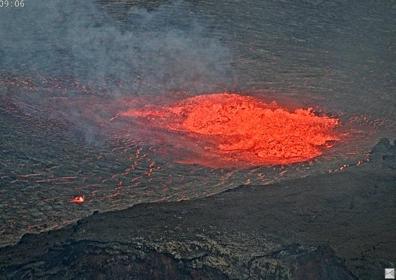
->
[0,241,356,280]
[0,140,395,279]
[370,138,396,169]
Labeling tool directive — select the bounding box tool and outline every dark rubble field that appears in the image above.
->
[0,139,395,280]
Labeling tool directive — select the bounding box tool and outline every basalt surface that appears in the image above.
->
[0,140,395,280]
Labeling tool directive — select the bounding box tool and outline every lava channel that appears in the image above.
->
[121,93,341,167]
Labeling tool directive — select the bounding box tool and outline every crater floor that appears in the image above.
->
[1,140,395,280]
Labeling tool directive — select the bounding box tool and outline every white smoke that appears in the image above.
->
[0,0,235,95]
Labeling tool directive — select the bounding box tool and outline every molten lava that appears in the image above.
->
[71,195,85,204]
[121,93,340,167]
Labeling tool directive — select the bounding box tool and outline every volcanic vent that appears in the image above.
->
[121,93,340,167]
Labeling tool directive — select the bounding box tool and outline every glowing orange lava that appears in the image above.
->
[121,93,340,166]
[71,195,85,204]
